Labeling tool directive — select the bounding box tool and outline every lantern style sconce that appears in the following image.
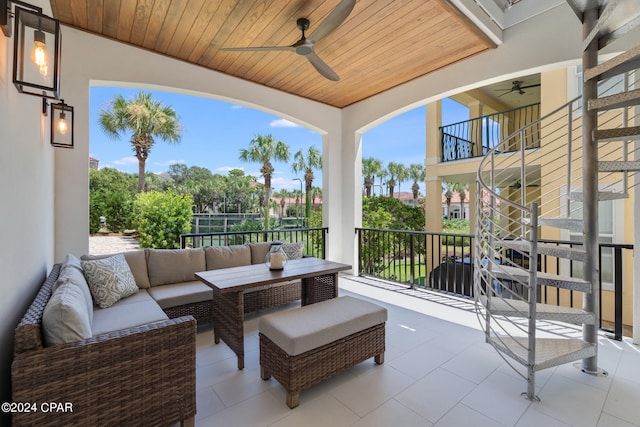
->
[2,0,62,99]
[46,99,74,148]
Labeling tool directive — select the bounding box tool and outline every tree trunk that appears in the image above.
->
[137,158,145,192]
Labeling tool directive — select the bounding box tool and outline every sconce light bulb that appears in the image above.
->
[58,111,67,135]
[31,30,49,78]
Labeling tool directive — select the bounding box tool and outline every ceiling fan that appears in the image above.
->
[509,179,540,189]
[496,80,541,97]
[221,0,356,81]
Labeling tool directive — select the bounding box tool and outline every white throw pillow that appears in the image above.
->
[42,282,92,345]
[81,253,138,308]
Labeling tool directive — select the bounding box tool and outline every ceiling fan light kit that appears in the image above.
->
[221,0,356,81]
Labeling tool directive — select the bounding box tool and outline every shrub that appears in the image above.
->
[132,190,193,249]
[89,168,137,233]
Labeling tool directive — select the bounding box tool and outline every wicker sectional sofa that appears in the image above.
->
[11,241,302,426]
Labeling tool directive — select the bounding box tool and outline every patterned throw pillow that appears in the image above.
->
[281,241,304,260]
[81,253,138,308]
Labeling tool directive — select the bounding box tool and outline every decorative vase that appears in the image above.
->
[265,243,288,270]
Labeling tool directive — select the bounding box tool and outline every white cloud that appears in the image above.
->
[230,104,243,110]
[215,166,240,173]
[272,177,304,191]
[154,159,185,166]
[113,156,138,166]
[270,118,299,128]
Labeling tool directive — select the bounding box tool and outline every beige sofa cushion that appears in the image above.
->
[205,245,251,270]
[259,296,387,356]
[81,250,151,289]
[42,281,93,345]
[58,257,94,323]
[147,281,213,309]
[147,248,206,286]
[92,290,169,336]
[248,242,275,264]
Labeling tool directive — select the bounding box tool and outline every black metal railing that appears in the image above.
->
[356,228,632,340]
[440,103,541,162]
[180,227,328,259]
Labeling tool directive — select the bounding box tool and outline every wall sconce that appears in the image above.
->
[2,0,61,99]
[45,99,74,148]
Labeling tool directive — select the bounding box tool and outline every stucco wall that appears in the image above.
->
[0,1,56,421]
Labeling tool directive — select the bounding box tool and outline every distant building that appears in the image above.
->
[89,157,99,170]
[442,189,470,220]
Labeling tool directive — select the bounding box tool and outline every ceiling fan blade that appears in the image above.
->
[306,52,339,81]
[308,0,356,42]
[519,83,541,89]
[222,46,295,52]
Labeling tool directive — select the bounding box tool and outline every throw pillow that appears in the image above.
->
[281,241,304,260]
[81,253,138,308]
[42,281,93,345]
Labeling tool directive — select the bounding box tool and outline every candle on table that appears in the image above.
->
[271,252,283,269]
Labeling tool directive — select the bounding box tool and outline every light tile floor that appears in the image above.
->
[191,275,640,427]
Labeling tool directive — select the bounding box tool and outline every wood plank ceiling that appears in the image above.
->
[50,0,496,108]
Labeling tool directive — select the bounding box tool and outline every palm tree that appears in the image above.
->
[239,134,290,230]
[274,189,289,218]
[311,186,322,207]
[443,181,455,219]
[387,162,407,198]
[378,168,388,196]
[408,163,426,206]
[291,146,322,219]
[455,182,469,220]
[362,157,382,197]
[99,91,182,192]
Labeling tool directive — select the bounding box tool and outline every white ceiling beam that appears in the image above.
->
[449,0,504,45]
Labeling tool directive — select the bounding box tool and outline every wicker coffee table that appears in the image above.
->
[196,257,351,369]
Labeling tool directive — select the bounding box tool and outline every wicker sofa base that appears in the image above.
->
[259,322,385,408]
[164,299,213,324]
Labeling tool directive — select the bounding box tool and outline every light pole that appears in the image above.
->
[293,178,303,228]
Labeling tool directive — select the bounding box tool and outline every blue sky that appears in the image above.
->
[89,87,468,194]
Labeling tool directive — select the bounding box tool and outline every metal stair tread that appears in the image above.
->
[584,44,640,81]
[569,191,628,201]
[479,295,595,325]
[588,88,640,112]
[499,239,587,263]
[593,125,640,142]
[598,160,640,172]
[538,217,583,232]
[488,336,597,371]
[487,264,591,292]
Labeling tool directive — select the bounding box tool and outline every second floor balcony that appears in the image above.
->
[440,103,541,162]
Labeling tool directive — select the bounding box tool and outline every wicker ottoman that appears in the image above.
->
[259,296,387,408]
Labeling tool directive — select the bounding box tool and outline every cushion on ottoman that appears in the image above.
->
[259,296,388,356]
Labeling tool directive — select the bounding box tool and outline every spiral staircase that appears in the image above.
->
[474,0,640,401]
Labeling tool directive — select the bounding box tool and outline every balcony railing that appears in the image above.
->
[180,227,328,259]
[181,227,631,339]
[356,227,632,340]
[440,102,541,162]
